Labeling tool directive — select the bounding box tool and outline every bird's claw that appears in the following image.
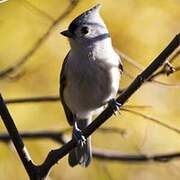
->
[74,128,86,146]
[108,99,121,115]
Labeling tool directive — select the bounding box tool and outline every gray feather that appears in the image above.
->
[60,51,74,126]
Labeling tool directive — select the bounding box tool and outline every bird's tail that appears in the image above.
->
[68,118,92,167]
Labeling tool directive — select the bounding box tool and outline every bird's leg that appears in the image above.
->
[108,98,121,115]
[73,115,86,146]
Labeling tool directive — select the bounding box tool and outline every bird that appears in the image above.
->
[60,4,123,168]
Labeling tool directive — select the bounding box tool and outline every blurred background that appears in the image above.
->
[0,0,180,179]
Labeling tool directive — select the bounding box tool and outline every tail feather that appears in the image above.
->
[68,119,92,167]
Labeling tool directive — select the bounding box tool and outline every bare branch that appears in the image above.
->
[0,94,38,179]
[0,127,126,144]
[0,130,67,144]
[0,0,80,79]
[1,129,180,163]
[4,95,151,111]
[151,80,180,88]
[93,148,180,162]
[123,105,152,109]
[5,96,60,105]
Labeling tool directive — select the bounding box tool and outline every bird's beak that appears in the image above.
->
[60,30,73,38]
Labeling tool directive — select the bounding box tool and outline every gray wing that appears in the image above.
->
[60,51,74,126]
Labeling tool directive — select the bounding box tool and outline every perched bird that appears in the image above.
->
[60,4,123,167]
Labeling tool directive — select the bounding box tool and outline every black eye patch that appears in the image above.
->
[81,26,89,34]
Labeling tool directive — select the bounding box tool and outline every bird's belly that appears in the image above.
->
[64,63,120,118]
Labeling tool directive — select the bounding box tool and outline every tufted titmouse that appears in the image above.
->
[60,4,123,167]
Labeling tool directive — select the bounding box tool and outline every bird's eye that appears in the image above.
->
[81,26,89,35]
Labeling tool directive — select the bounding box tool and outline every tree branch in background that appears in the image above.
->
[0,127,126,144]
[5,96,60,104]
[1,129,180,163]
[0,0,79,79]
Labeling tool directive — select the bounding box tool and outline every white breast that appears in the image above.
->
[64,45,121,119]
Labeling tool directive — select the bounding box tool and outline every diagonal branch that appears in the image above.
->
[38,34,179,177]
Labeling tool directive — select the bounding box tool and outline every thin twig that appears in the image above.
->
[4,95,151,111]
[5,96,60,104]
[93,148,180,162]
[0,127,126,144]
[151,80,180,88]
[1,129,180,163]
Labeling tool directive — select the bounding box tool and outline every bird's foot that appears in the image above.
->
[108,99,121,115]
[74,127,86,147]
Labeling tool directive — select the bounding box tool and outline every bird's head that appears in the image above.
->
[61,4,110,48]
